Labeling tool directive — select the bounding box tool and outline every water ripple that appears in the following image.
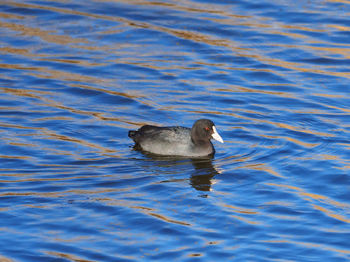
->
[1,0,350,261]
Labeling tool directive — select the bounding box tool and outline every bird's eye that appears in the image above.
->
[205,127,210,131]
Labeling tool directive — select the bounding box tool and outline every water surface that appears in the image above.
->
[0,0,350,261]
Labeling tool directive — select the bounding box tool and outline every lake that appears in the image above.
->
[0,0,350,261]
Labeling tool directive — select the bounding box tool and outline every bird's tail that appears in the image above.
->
[128,130,137,138]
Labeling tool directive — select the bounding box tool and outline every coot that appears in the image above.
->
[128,119,223,157]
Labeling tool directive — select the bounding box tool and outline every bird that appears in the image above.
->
[128,119,223,157]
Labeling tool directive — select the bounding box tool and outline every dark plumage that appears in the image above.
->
[128,119,223,157]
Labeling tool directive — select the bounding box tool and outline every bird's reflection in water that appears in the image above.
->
[136,148,220,192]
[190,158,219,191]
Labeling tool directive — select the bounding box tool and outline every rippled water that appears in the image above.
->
[1,0,350,261]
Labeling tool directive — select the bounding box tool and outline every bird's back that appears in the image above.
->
[129,125,193,155]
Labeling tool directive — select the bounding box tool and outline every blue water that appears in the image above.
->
[1,0,350,261]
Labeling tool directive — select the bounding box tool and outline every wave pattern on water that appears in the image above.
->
[0,0,350,261]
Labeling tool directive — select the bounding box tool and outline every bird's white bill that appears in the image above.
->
[212,126,224,143]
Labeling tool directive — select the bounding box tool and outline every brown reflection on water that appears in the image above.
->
[0,47,35,58]
[1,84,134,135]
[266,183,350,224]
[0,62,106,84]
[224,85,296,99]
[262,238,350,257]
[151,2,350,77]
[0,255,14,262]
[3,0,349,108]
[0,45,108,68]
[0,122,116,160]
[0,10,26,20]
[0,187,132,199]
[91,196,193,227]
[0,155,31,160]
[3,0,350,81]
[45,251,96,262]
[218,202,261,225]
[0,19,88,46]
[221,203,259,215]
[148,212,191,226]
